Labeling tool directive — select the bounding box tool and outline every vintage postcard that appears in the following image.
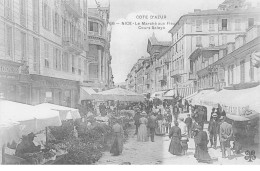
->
[0,0,260,165]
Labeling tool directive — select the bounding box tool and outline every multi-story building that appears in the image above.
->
[168,5,260,98]
[146,33,171,94]
[191,24,260,92]
[80,4,112,92]
[0,0,113,107]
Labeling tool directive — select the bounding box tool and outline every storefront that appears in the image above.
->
[0,59,31,104]
[30,75,79,108]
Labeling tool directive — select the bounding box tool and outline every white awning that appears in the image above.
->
[151,90,167,99]
[79,87,98,101]
[163,89,175,99]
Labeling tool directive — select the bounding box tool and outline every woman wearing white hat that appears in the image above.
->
[137,111,149,142]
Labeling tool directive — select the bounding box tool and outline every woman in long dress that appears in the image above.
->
[194,125,212,163]
[137,111,149,142]
[110,119,124,156]
[155,111,165,135]
[168,121,182,155]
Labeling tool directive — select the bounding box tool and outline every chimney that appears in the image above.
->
[194,9,201,13]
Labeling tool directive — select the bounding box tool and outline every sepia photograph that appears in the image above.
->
[0,0,260,166]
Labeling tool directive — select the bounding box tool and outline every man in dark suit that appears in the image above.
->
[220,116,233,159]
[148,113,157,142]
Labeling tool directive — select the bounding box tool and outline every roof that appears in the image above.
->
[169,7,260,33]
[148,33,171,46]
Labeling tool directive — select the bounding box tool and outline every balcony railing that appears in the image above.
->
[159,75,167,82]
[170,69,184,77]
[62,37,83,54]
[188,72,197,80]
[64,0,82,18]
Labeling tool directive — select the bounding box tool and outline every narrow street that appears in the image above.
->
[97,123,260,165]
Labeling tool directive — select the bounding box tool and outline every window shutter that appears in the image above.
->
[227,19,232,31]
[218,19,222,31]
[42,1,45,28]
[53,10,55,33]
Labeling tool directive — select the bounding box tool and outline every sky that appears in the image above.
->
[88,0,260,84]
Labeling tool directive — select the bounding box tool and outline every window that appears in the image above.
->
[53,12,60,35]
[196,36,202,47]
[88,21,98,32]
[240,60,245,83]
[99,25,103,36]
[44,43,49,68]
[42,1,51,30]
[32,0,39,32]
[6,25,12,59]
[78,58,81,75]
[250,59,254,81]
[53,48,61,70]
[20,0,26,27]
[248,18,254,28]
[222,35,227,45]
[21,32,26,61]
[228,65,234,85]
[196,20,202,32]
[33,38,39,72]
[209,36,215,46]
[62,52,68,72]
[72,55,75,73]
[209,19,214,31]
[221,19,227,31]
[235,19,241,31]
[4,0,12,20]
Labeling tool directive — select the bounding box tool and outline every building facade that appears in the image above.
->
[81,5,113,92]
[126,3,260,98]
[0,0,113,107]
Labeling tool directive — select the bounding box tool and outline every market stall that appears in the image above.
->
[0,100,64,164]
[35,103,81,121]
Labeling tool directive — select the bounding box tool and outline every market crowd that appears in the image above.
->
[106,95,259,164]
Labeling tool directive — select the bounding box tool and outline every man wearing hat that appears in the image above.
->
[133,108,141,135]
[147,112,157,142]
[15,133,41,158]
[219,116,233,159]
[208,113,218,149]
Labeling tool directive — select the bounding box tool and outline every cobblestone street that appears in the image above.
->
[97,123,260,165]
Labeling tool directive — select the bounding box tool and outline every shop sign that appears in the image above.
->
[0,62,20,80]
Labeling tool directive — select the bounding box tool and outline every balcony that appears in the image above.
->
[188,72,197,80]
[155,63,161,70]
[170,69,184,77]
[159,75,167,82]
[88,31,106,47]
[62,37,83,54]
[144,79,150,85]
[164,58,170,65]
[64,0,82,19]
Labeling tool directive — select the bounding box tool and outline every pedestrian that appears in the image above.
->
[165,109,172,134]
[191,118,199,138]
[133,108,141,135]
[185,114,192,138]
[110,118,124,156]
[178,117,188,137]
[168,121,182,156]
[208,113,218,149]
[137,111,149,142]
[219,116,233,159]
[194,125,212,164]
[155,110,165,135]
[147,112,157,142]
